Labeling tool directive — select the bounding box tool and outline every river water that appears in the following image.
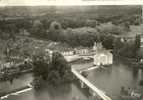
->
[0,61,143,100]
[0,73,88,100]
[87,62,143,100]
[1,83,88,100]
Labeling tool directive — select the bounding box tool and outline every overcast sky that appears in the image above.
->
[0,0,81,6]
[0,0,142,6]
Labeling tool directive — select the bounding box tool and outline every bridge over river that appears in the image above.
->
[72,67,112,100]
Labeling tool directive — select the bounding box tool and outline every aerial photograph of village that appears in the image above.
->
[0,5,143,100]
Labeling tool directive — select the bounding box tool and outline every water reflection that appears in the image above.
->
[33,84,72,100]
[132,69,143,81]
[87,62,143,100]
[132,69,139,79]
[2,83,88,100]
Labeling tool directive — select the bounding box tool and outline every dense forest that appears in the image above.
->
[0,5,142,48]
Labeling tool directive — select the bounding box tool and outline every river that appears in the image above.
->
[0,62,90,100]
[0,61,143,100]
[87,62,143,100]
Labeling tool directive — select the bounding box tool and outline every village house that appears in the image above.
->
[51,47,74,56]
[74,47,92,56]
[61,50,74,56]
[19,29,30,36]
[51,46,74,56]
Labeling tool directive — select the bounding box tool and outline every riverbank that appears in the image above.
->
[0,68,33,82]
[0,55,84,82]
[114,54,143,69]
[0,55,92,81]
[114,54,137,64]
[0,85,32,99]
[0,73,33,95]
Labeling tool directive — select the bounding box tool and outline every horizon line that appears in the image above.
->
[0,1,143,7]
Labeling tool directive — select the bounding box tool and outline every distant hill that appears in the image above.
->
[0,5,141,19]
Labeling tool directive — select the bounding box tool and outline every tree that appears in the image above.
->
[62,27,98,47]
[134,34,141,51]
[32,51,72,88]
[30,20,46,38]
[48,21,62,41]
[118,42,136,58]
[101,34,114,49]
[51,52,71,80]
[97,22,125,35]
[133,34,141,59]
[113,37,124,54]
[33,56,49,80]
[3,24,17,40]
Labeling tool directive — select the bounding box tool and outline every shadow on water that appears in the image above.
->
[33,81,91,100]
[33,83,72,97]
[72,81,91,97]
[132,68,140,81]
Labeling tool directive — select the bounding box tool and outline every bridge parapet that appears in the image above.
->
[71,68,112,100]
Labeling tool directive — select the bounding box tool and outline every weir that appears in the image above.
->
[0,84,32,100]
[71,68,112,100]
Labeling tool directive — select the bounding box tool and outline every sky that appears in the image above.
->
[0,0,142,6]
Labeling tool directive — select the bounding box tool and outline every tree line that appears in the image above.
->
[0,13,142,49]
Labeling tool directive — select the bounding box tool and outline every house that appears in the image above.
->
[2,62,14,68]
[61,50,74,56]
[19,29,30,36]
[74,47,92,56]
[53,47,74,56]
[93,42,113,66]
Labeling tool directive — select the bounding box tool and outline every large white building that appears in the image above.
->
[93,42,113,66]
